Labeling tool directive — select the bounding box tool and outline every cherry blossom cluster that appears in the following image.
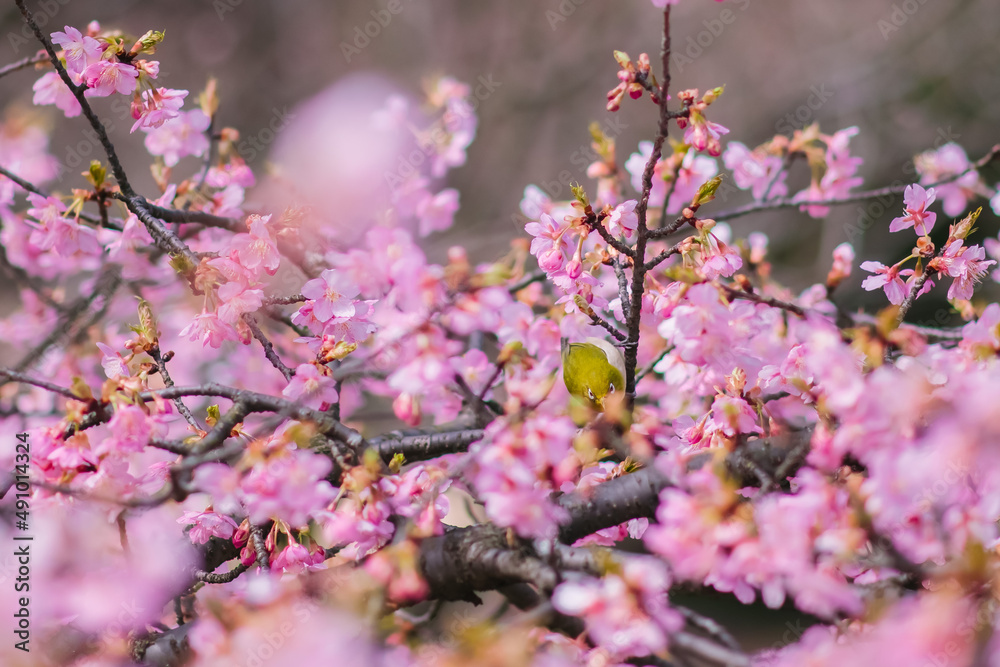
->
[5,4,1000,667]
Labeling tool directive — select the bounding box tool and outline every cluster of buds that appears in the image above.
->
[607,51,657,111]
[675,87,728,156]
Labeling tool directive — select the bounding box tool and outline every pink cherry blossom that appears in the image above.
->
[827,242,854,286]
[934,239,996,301]
[860,261,907,304]
[415,187,460,236]
[216,281,264,325]
[51,26,104,76]
[177,511,240,544]
[0,122,59,208]
[606,199,638,238]
[552,558,682,660]
[300,269,361,322]
[915,142,987,217]
[241,450,337,527]
[229,214,281,276]
[680,108,729,156]
[282,363,340,409]
[95,404,154,456]
[961,302,1000,352]
[179,311,240,348]
[96,342,130,378]
[722,141,787,200]
[889,184,937,235]
[81,59,139,96]
[130,87,188,132]
[525,212,572,272]
[143,108,211,166]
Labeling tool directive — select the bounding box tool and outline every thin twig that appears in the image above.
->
[585,211,635,257]
[720,283,806,318]
[150,346,200,428]
[675,606,742,652]
[244,314,295,381]
[635,347,671,383]
[671,630,750,667]
[895,263,934,324]
[613,255,631,314]
[0,368,79,400]
[644,241,684,271]
[0,51,47,79]
[509,270,547,294]
[624,6,673,404]
[589,311,628,342]
[710,144,1000,224]
[0,164,45,195]
[10,265,123,374]
[15,0,201,273]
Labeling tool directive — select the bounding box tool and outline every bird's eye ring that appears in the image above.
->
[609,382,615,393]
[587,388,595,400]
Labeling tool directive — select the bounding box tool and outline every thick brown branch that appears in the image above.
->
[419,524,559,603]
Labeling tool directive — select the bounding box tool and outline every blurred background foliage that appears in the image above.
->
[1,0,997,313]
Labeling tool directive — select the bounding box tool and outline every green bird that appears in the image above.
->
[561,337,626,412]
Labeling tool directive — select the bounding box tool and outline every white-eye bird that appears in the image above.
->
[561,337,626,412]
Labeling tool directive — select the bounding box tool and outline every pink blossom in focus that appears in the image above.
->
[606,199,638,238]
[130,87,188,132]
[933,239,996,301]
[81,59,139,96]
[300,269,361,322]
[860,261,907,304]
[889,184,937,235]
[51,26,104,76]
[177,511,240,544]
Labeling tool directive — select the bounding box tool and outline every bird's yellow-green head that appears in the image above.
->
[561,337,626,412]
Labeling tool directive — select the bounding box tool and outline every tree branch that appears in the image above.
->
[710,143,1000,224]
[0,50,47,79]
